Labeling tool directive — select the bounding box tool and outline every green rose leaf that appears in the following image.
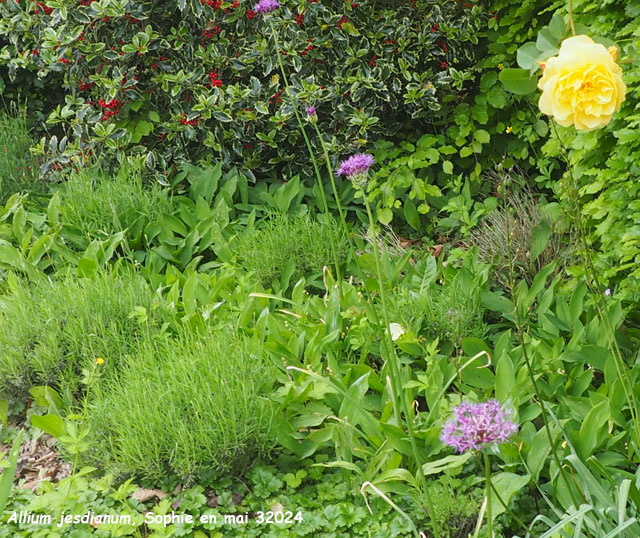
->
[499,68,538,95]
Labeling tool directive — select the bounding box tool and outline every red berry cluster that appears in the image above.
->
[246,9,256,19]
[337,16,347,29]
[179,114,199,126]
[201,26,221,43]
[124,13,140,23]
[383,38,398,53]
[369,55,376,67]
[269,90,283,106]
[58,57,70,65]
[295,10,305,26]
[33,1,53,14]
[78,80,94,91]
[209,71,223,87]
[300,37,313,56]
[201,0,222,7]
[78,0,95,5]
[431,23,439,32]
[438,40,449,53]
[98,98,122,121]
[121,74,138,91]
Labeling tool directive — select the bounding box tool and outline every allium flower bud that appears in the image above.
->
[336,153,375,188]
[254,0,280,14]
[306,105,317,124]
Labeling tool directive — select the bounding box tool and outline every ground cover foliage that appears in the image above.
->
[0,0,640,537]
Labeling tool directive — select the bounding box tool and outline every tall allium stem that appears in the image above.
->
[484,452,493,538]
[268,19,343,298]
[360,192,440,538]
[503,194,584,509]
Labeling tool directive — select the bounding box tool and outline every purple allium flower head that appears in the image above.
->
[254,0,280,13]
[336,153,375,187]
[306,105,316,116]
[605,288,611,296]
[440,400,518,453]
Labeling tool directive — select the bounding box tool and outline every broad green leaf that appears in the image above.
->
[422,453,472,476]
[577,400,610,459]
[495,351,515,403]
[499,68,538,95]
[403,199,420,231]
[481,291,516,321]
[474,129,490,144]
[489,473,531,520]
[527,427,551,481]
[548,12,566,41]
[0,431,22,513]
[29,386,63,411]
[517,42,542,70]
[378,207,393,225]
[338,373,370,424]
[530,219,551,263]
[536,28,561,52]
[31,414,65,439]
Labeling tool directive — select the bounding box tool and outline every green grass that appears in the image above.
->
[55,163,173,250]
[390,266,487,346]
[84,329,278,482]
[0,270,165,400]
[233,212,346,288]
[0,112,41,203]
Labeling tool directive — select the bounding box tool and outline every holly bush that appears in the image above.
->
[0,0,486,183]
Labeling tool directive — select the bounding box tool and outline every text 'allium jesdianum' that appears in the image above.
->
[336,153,375,188]
[254,0,280,13]
[440,400,518,453]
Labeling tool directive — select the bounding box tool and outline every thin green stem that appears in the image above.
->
[484,452,493,538]
[503,194,584,509]
[488,480,534,536]
[361,192,440,538]
[312,123,350,242]
[551,122,640,453]
[568,0,576,36]
[268,19,343,299]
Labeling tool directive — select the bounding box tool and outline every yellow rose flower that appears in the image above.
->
[538,35,626,131]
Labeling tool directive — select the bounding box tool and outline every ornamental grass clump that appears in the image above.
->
[0,271,164,400]
[84,330,277,482]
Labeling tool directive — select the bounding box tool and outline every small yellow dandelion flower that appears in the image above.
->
[497,63,504,71]
[95,357,105,365]
[505,126,513,134]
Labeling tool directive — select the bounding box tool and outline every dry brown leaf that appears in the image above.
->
[131,488,167,503]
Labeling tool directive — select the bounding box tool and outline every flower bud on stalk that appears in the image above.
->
[336,153,375,189]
